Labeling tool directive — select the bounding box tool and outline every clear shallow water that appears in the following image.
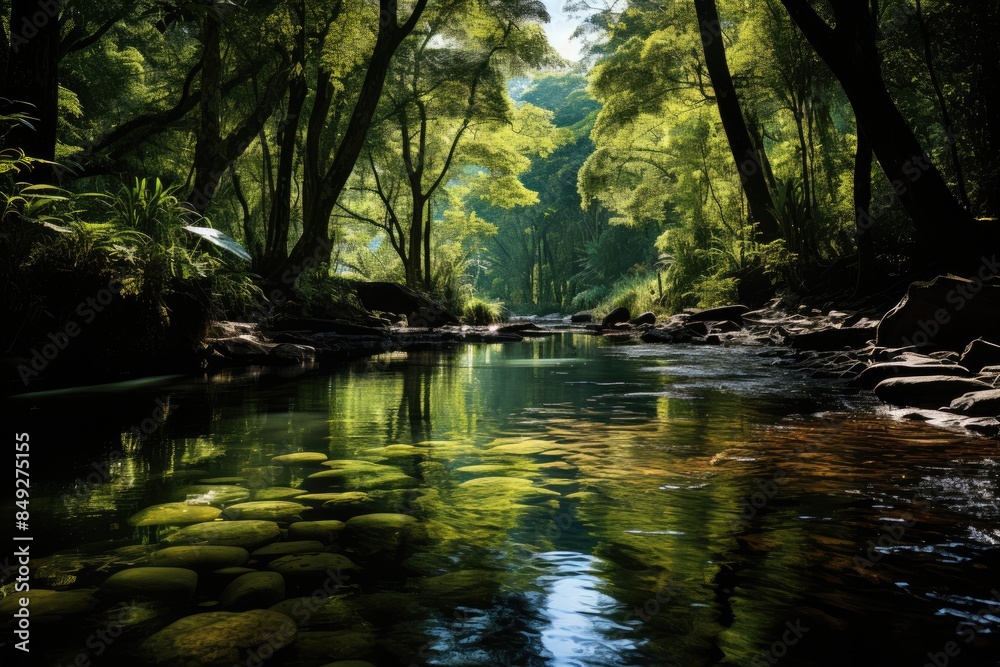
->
[4,334,1000,666]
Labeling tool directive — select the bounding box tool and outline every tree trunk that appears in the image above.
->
[854,129,875,287]
[423,197,432,292]
[780,0,976,261]
[694,0,781,242]
[3,0,61,177]
[279,0,428,280]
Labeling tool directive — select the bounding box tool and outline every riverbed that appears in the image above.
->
[4,334,1000,666]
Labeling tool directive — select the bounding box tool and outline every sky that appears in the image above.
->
[540,0,588,61]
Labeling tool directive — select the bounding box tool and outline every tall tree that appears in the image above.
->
[779,0,977,259]
[693,0,781,242]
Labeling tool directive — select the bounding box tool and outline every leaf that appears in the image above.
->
[182,226,252,262]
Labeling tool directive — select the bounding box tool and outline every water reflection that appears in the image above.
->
[4,335,1000,666]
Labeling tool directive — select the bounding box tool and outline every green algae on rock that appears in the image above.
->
[251,540,326,561]
[128,502,223,527]
[287,520,346,544]
[148,545,250,569]
[220,571,286,611]
[272,452,329,466]
[222,501,312,522]
[175,485,251,505]
[99,566,198,603]
[139,609,297,667]
[161,520,281,551]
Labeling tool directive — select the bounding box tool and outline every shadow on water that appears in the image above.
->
[3,334,999,666]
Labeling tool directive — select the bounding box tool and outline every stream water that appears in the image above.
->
[4,334,1000,666]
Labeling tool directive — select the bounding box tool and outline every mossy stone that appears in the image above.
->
[148,546,250,570]
[287,520,346,544]
[251,541,326,561]
[139,609,297,667]
[128,503,223,527]
[99,567,198,604]
[161,520,281,551]
[272,452,328,466]
[222,501,312,522]
[220,572,286,611]
[175,485,251,505]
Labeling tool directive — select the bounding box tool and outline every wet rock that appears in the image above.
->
[851,362,972,389]
[305,461,417,491]
[789,327,876,351]
[0,589,99,622]
[416,569,503,606]
[222,501,312,523]
[570,311,593,323]
[960,338,1000,373]
[630,311,656,326]
[287,520,346,544]
[874,375,993,409]
[99,567,198,604]
[175,485,251,505]
[272,452,329,466]
[139,609,297,667]
[252,487,309,501]
[453,476,561,507]
[269,595,360,629]
[287,630,376,665]
[876,275,1000,350]
[251,541,326,561]
[148,546,250,570]
[129,503,223,527]
[601,307,630,327]
[267,554,362,586]
[345,513,419,558]
[686,305,749,324]
[949,389,1000,416]
[361,444,421,458]
[355,592,424,625]
[161,520,282,551]
[271,343,316,365]
[220,572,286,611]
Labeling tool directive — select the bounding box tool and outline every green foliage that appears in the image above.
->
[462,296,507,325]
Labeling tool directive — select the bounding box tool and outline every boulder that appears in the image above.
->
[348,281,458,326]
[960,339,1000,373]
[876,275,1000,350]
[630,311,656,326]
[0,589,99,622]
[161,520,282,551]
[139,610,297,667]
[270,344,316,366]
[686,305,749,324]
[175,485,251,505]
[148,546,250,570]
[99,567,198,604]
[874,375,993,409]
[949,389,1000,417]
[252,487,309,501]
[570,311,593,323]
[220,572,286,611]
[601,307,630,328]
[852,362,971,389]
[344,513,419,559]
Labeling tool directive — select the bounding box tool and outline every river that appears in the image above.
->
[5,334,1000,666]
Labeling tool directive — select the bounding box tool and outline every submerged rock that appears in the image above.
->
[344,513,419,558]
[267,553,362,585]
[148,546,250,570]
[128,503,223,527]
[287,520,346,544]
[175,485,251,505]
[139,609,297,667]
[288,630,376,665]
[222,501,312,522]
[416,569,503,606]
[161,520,282,551]
[220,572,286,611]
[99,567,198,604]
[269,595,360,629]
[305,461,417,490]
[251,541,326,561]
[874,375,993,409]
[251,487,309,501]
[272,452,329,466]
[0,588,99,622]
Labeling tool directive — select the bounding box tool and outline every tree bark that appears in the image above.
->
[694,0,781,242]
